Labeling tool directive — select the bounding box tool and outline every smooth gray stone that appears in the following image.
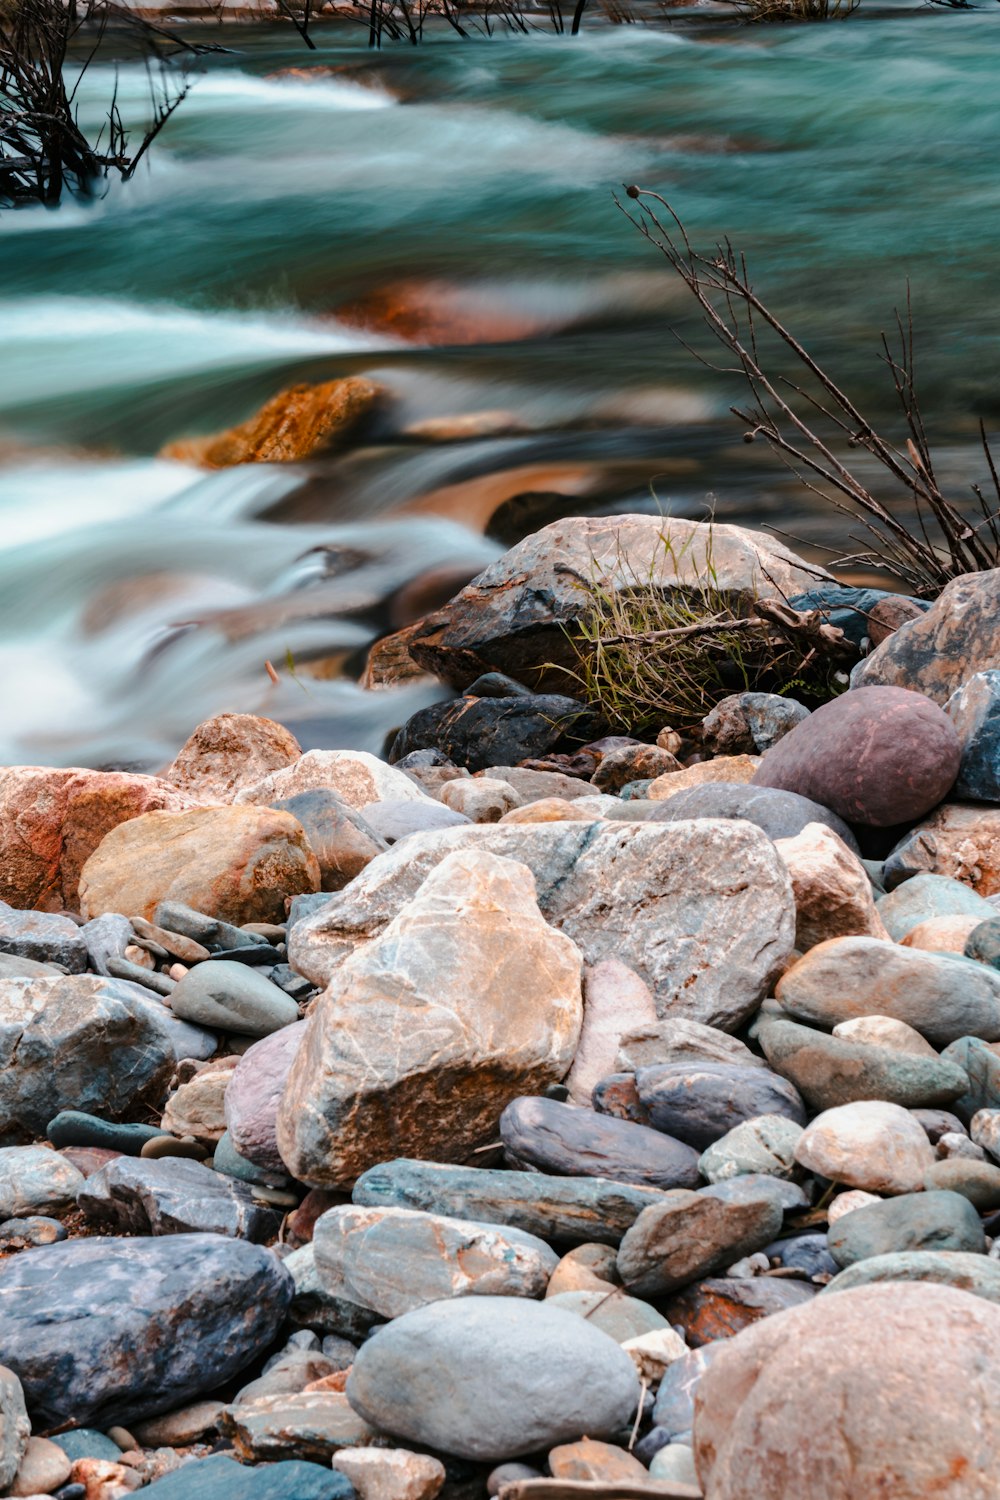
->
[877,873,993,942]
[0,901,88,972]
[78,1156,283,1241]
[635,1061,806,1149]
[499,1096,701,1191]
[0,1234,291,1428]
[758,1016,969,1112]
[0,1362,28,1489]
[701,1173,808,1212]
[141,1454,354,1499]
[360,798,470,843]
[924,1157,1000,1210]
[647,782,858,853]
[154,903,261,951]
[50,1427,122,1462]
[0,952,63,978]
[81,912,133,976]
[824,1250,1000,1303]
[828,1190,985,1269]
[616,1187,783,1297]
[169,961,299,1037]
[346,1295,640,1460]
[699,1114,802,1184]
[352,1158,668,1246]
[107,956,176,995]
[940,1036,1000,1123]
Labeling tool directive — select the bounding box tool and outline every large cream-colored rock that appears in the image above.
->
[332,1446,445,1500]
[79,805,320,925]
[164,714,302,803]
[794,1101,934,1195]
[775,823,890,951]
[832,1016,938,1059]
[235,749,434,811]
[0,766,196,912]
[647,755,760,802]
[694,1282,1000,1500]
[277,850,583,1187]
[565,959,657,1106]
[901,914,984,953]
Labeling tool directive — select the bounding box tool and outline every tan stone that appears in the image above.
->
[795,1101,934,1195]
[544,1243,621,1299]
[566,959,658,1107]
[886,802,1000,896]
[548,1438,649,1485]
[694,1282,1000,1500]
[131,1400,224,1447]
[161,377,380,467]
[10,1436,71,1496]
[774,822,890,951]
[332,1446,445,1500]
[234,749,434,811]
[439,778,521,823]
[621,1326,689,1384]
[220,1389,376,1462]
[616,1016,765,1073]
[160,1061,237,1145]
[164,713,301,803]
[0,766,196,912]
[832,1016,938,1058]
[647,755,759,802]
[827,1189,882,1224]
[277,849,583,1187]
[499,796,606,825]
[79,805,320,925]
[902,914,984,953]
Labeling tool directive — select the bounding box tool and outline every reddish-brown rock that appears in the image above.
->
[161,377,380,467]
[665,1276,818,1348]
[164,714,302,803]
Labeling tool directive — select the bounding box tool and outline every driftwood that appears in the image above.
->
[498,1481,703,1500]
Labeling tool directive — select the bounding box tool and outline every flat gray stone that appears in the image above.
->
[758,1016,969,1112]
[824,1250,1000,1304]
[827,1190,985,1269]
[78,1156,283,1241]
[170,961,300,1038]
[616,1187,783,1297]
[0,902,87,972]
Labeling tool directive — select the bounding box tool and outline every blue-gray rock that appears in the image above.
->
[939,1036,1000,1123]
[78,1156,284,1241]
[851,568,1000,704]
[757,1016,969,1112]
[635,1062,806,1149]
[46,1111,164,1155]
[877,873,994,942]
[765,1233,837,1278]
[616,1186,783,1297]
[824,1250,1000,1303]
[700,1172,808,1212]
[154,903,261,952]
[646,783,859,853]
[107,956,176,994]
[169,961,299,1037]
[788,585,929,650]
[945,670,1000,801]
[0,952,62,978]
[0,1215,66,1248]
[0,976,176,1143]
[287,892,333,936]
[0,902,87,972]
[499,1096,701,1191]
[214,1130,291,1189]
[345,1295,640,1460]
[285,1244,381,1342]
[81,912,134,975]
[352,1159,667,1246]
[142,1454,355,1500]
[117,982,217,1062]
[50,1429,122,1463]
[827,1190,985,1269]
[0,1145,83,1218]
[652,1344,726,1439]
[359,798,469,844]
[0,1234,291,1428]
[967,918,1000,970]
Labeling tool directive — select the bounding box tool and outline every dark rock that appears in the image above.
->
[141,1454,355,1500]
[389,694,594,774]
[765,1233,837,1278]
[46,1111,163,1156]
[702,693,810,756]
[592,1073,652,1124]
[788,585,929,650]
[499,1096,701,1191]
[828,1189,984,1269]
[0,1234,291,1428]
[945,670,1000,802]
[77,1156,284,1240]
[647,782,859,853]
[912,1107,966,1144]
[664,1275,819,1347]
[616,1187,783,1296]
[757,1016,969,1112]
[273,791,388,892]
[753,686,960,827]
[0,902,88,972]
[591,746,680,794]
[852,567,1000,704]
[352,1159,667,1246]
[635,1062,806,1149]
[154,902,262,952]
[465,672,532,698]
[967,918,1000,969]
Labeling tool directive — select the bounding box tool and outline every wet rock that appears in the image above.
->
[945,669,1000,801]
[665,1276,818,1347]
[164,714,302,804]
[352,1159,667,1246]
[650,783,858,854]
[884,802,1000,895]
[438,777,521,822]
[853,565,1000,703]
[0,1234,291,1428]
[390,694,593,774]
[287,821,795,1031]
[332,1447,445,1500]
[616,1187,783,1297]
[615,1017,764,1074]
[827,1188,984,1268]
[272,791,388,893]
[0,1145,83,1217]
[699,1115,803,1183]
[923,1157,1000,1209]
[646,755,760,802]
[169,961,300,1038]
[565,959,657,1106]
[0,1366,29,1492]
[360,797,470,841]
[162,376,381,467]
[236,749,434,812]
[313,1204,557,1317]
[78,1156,283,1241]
[757,1016,968,1112]
[635,1061,806,1149]
[693,1281,1000,1500]
[345,1295,640,1460]
[0,902,88,972]
[220,1389,375,1463]
[775,823,888,950]
[547,1438,649,1484]
[0,976,175,1142]
[775,935,1000,1046]
[702,693,810,757]
[80,806,320,925]
[499,1096,700,1191]
[753,686,960,827]
[878,872,994,941]
[224,1022,307,1174]
[278,850,583,1187]
[795,1100,935,1194]
[825,1250,1000,1302]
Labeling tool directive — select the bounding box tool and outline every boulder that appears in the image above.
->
[277,851,583,1186]
[757,1016,968,1112]
[565,959,657,1106]
[753,686,960,827]
[77,1156,282,1241]
[162,376,381,467]
[0,903,88,972]
[852,566,1000,703]
[693,1282,1000,1499]
[0,976,176,1142]
[79,806,320,925]
[774,823,888,950]
[827,1189,984,1268]
[225,1023,307,1175]
[635,1061,806,1149]
[499,1096,700,1190]
[877,872,994,941]
[794,1100,935,1194]
[616,1187,783,1297]
[775,935,1000,1046]
[390,695,594,773]
[286,820,795,1032]
[352,1159,666,1246]
[0,1145,83,1218]
[407,514,827,691]
[0,766,194,912]
[650,785,859,854]
[884,803,1000,896]
[169,962,300,1039]
[0,1234,291,1428]
[234,750,434,811]
[272,791,387,893]
[345,1296,640,1460]
[164,714,302,804]
[313,1205,557,1318]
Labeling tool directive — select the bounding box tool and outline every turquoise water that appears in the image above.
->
[0,9,998,766]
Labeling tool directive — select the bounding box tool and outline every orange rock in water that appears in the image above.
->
[161,376,381,468]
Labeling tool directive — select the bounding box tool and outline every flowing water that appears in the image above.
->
[1,6,998,768]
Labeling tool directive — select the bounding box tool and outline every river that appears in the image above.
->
[1,5,997,769]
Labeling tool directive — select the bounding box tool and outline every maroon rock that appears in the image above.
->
[664,1276,819,1347]
[753,686,960,827]
[499,1095,700,1191]
[224,1021,307,1174]
[592,1073,652,1125]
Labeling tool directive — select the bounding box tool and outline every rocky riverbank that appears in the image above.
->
[2,513,1000,1499]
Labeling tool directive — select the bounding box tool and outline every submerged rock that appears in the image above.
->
[162,376,381,467]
